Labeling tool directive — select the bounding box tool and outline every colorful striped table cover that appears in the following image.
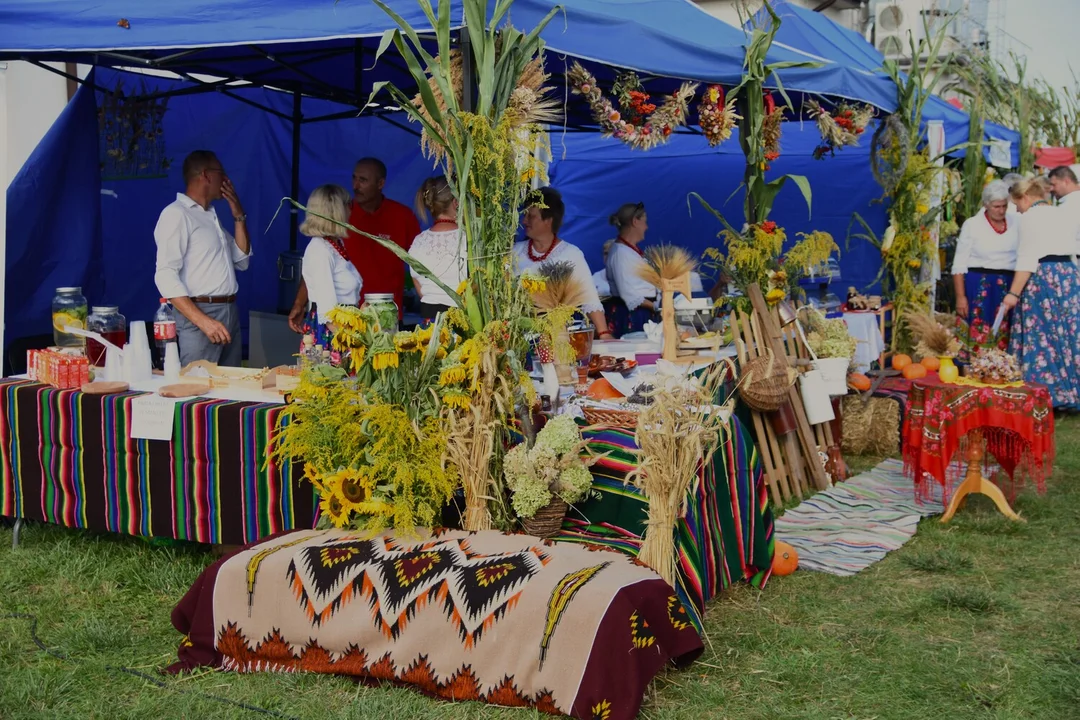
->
[557,417,774,632]
[0,379,311,545]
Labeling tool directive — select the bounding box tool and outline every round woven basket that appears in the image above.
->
[582,405,639,428]
[521,496,569,539]
[738,354,796,412]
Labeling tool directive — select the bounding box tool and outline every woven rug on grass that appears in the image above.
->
[775,458,954,576]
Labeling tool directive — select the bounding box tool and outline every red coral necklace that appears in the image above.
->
[985,215,1007,235]
[527,236,560,262]
[617,236,644,257]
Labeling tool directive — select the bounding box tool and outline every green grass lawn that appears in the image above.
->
[2,416,1079,719]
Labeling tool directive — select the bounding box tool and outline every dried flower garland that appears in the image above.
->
[568,62,697,150]
[697,85,740,146]
[761,92,783,168]
[808,99,874,159]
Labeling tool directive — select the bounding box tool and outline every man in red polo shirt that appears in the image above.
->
[288,157,421,331]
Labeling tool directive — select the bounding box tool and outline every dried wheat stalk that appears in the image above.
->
[637,245,698,286]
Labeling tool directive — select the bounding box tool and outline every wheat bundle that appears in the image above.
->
[636,245,697,286]
[627,361,732,585]
[905,311,961,358]
[533,260,590,311]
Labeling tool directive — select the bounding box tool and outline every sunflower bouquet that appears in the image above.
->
[269,306,464,534]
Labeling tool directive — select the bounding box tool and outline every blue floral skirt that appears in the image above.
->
[957,269,1012,362]
[1008,260,1080,411]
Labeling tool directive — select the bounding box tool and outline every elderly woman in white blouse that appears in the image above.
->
[299,184,362,349]
[603,202,660,336]
[952,180,1019,351]
[513,186,613,339]
[1000,178,1080,410]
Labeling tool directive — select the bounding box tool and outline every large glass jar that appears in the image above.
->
[361,293,399,333]
[52,287,88,349]
[86,306,127,367]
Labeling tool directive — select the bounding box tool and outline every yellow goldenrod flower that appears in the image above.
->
[456,279,469,296]
[916,203,930,215]
[372,351,399,371]
[439,364,467,386]
[765,288,786,305]
[520,274,547,294]
[907,258,922,269]
[446,307,469,331]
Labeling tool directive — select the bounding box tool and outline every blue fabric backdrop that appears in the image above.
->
[5,71,105,344]
[6,68,890,351]
[549,123,888,295]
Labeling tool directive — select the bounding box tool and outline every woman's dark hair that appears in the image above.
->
[532,186,565,235]
[609,201,645,230]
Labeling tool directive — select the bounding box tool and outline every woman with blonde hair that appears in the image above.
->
[604,201,659,336]
[408,175,466,319]
[299,183,362,348]
[999,177,1080,410]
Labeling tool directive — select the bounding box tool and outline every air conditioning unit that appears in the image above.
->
[874,1,917,58]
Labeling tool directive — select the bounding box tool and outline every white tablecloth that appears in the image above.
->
[843,312,884,373]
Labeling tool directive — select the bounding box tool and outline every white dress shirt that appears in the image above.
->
[302,237,362,324]
[592,269,611,298]
[1015,204,1078,273]
[605,240,658,311]
[512,239,603,314]
[408,228,466,307]
[1055,191,1080,255]
[950,209,1020,274]
[154,193,251,299]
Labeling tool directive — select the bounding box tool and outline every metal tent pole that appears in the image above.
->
[289,89,302,252]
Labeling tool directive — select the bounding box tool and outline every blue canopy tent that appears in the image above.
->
[755,0,1020,166]
[0,0,915,356]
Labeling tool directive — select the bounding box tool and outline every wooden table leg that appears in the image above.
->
[940,430,1024,523]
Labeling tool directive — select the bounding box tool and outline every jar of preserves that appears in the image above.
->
[86,306,127,367]
[52,287,88,349]
[361,293,399,333]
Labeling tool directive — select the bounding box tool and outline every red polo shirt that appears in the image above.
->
[343,197,421,318]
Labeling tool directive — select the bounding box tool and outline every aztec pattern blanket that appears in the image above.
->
[169,528,704,720]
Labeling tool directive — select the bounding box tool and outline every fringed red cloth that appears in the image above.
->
[902,378,1055,504]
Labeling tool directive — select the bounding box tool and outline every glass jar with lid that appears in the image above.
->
[52,287,89,349]
[86,306,127,367]
[361,293,399,333]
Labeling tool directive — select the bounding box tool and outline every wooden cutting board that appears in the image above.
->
[81,381,130,395]
[158,383,209,399]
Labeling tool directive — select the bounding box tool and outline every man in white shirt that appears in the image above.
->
[1047,165,1080,256]
[154,150,252,366]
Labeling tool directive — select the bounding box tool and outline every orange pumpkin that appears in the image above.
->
[892,353,912,371]
[919,356,941,371]
[902,362,928,380]
[772,541,799,576]
[848,373,872,392]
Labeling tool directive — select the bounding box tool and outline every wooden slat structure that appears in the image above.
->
[729,285,833,506]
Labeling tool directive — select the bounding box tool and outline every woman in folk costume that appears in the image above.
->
[999,178,1080,411]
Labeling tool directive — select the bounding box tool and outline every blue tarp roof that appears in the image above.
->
[0,0,898,111]
[755,0,1020,165]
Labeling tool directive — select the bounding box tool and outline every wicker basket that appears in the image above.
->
[521,496,569,538]
[738,353,797,412]
[582,405,639,428]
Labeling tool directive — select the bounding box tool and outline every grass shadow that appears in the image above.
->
[900,547,973,573]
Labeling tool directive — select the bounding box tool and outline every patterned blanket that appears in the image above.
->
[169,528,704,720]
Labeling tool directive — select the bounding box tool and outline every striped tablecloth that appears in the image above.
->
[556,417,774,632]
[0,379,310,545]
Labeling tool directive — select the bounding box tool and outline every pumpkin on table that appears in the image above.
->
[902,363,928,380]
[891,354,912,371]
[848,373,871,392]
[919,356,940,371]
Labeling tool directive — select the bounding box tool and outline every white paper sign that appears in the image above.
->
[130,395,178,441]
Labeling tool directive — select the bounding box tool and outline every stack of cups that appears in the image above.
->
[127,321,154,382]
[163,343,181,382]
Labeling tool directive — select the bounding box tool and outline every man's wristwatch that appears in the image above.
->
[234,214,247,223]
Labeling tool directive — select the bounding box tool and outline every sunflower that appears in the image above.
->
[372,351,400,371]
[520,273,547,294]
[303,463,325,492]
[349,345,367,373]
[393,331,421,352]
[442,389,472,411]
[319,489,352,529]
[446,307,469,332]
[439,364,467,386]
[415,324,435,345]
[336,469,371,508]
[327,306,366,333]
